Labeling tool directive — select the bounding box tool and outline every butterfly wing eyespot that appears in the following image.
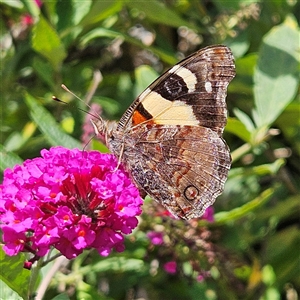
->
[105,45,235,219]
[184,185,200,201]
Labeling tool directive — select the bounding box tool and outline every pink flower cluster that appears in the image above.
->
[0,147,143,260]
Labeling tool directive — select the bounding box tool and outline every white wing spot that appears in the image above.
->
[168,65,197,93]
[205,81,212,93]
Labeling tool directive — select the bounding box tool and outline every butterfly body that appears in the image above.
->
[95,45,235,220]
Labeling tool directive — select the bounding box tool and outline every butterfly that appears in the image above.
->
[94,45,235,220]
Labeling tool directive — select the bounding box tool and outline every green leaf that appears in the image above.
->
[81,257,144,274]
[229,53,257,94]
[226,30,250,58]
[32,57,56,91]
[212,187,275,225]
[1,0,23,9]
[0,247,31,300]
[24,93,82,149]
[71,0,93,25]
[253,16,300,127]
[4,122,37,152]
[255,195,299,223]
[4,132,24,152]
[276,102,300,156]
[22,0,41,17]
[251,159,285,176]
[0,144,23,171]
[226,116,252,142]
[91,140,110,153]
[0,280,23,300]
[262,265,276,286]
[134,65,159,96]
[51,293,71,300]
[56,0,74,32]
[264,225,300,287]
[79,0,122,27]
[31,16,67,71]
[233,108,255,132]
[56,0,92,36]
[76,281,107,300]
[126,0,193,29]
[262,287,281,300]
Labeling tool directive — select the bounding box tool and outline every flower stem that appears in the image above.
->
[28,258,44,300]
[231,143,252,163]
[36,256,69,300]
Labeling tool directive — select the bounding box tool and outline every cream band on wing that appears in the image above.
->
[141,91,199,125]
[168,65,197,93]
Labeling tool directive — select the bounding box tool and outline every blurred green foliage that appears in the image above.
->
[0,0,299,299]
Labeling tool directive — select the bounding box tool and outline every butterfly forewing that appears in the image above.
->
[117,45,235,136]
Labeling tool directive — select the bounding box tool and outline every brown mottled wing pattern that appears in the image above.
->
[106,45,235,219]
[121,124,230,219]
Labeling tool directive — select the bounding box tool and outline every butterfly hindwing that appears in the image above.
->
[120,124,231,219]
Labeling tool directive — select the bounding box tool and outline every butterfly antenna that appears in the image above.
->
[53,82,103,122]
[55,70,104,121]
[61,84,97,115]
[61,69,102,105]
[52,93,100,120]
[61,84,83,102]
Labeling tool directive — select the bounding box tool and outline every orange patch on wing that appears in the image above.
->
[132,110,149,125]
